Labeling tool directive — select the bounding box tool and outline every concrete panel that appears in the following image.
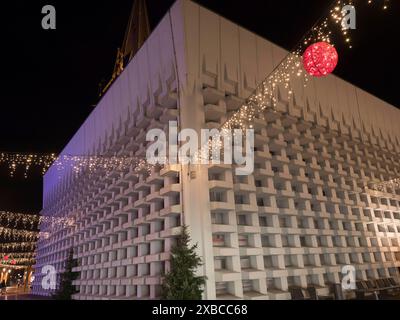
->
[256,35,274,84]
[220,18,240,95]
[199,6,220,88]
[239,27,258,98]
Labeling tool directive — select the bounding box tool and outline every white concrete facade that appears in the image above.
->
[33,0,400,300]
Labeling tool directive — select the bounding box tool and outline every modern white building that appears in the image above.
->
[33,0,400,300]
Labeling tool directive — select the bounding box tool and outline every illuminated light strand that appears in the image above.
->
[0,265,28,270]
[0,211,79,232]
[0,258,35,266]
[0,152,57,178]
[0,212,41,230]
[367,0,390,10]
[37,215,75,229]
[1,253,36,259]
[53,155,156,177]
[0,242,36,251]
[0,151,157,180]
[368,178,400,192]
[0,226,39,241]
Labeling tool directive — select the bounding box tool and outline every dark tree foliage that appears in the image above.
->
[162,225,206,300]
[52,248,79,300]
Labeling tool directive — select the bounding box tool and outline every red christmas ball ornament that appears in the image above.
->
[11,260,16,265]
[303,42,338,77]
[3,255,9,261]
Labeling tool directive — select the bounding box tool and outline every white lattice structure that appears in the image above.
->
[32,0,400,300]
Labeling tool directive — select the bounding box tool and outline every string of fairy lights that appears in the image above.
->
[0,258,36,266]
[0,212,39,265]
[0,153,154,178]
[0,226,39,242]
[0,211,75,237]
[368,0,390,10]
[0,210,73,267]
[0,210,40,267]
[369,178,400,193]
[1,249,36,266]
[0,211,41,230]
[0,152,57,178]
[53,155,153,176]
[0,253,35,259]
[0,242,36,252]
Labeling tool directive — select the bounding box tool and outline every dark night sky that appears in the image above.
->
[0,0,399,213]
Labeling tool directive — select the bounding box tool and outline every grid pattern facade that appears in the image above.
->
[200,89,400,299]
[33,96,182,299]
[32,0,400,300]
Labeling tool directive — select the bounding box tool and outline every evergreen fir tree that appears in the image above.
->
[53,248,79,300]
[162,225,206,300]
